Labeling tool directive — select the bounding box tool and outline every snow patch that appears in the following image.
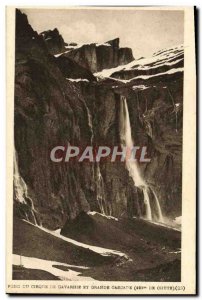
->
[96,67,183,84]
[23,220,127,259]
[54,53,63,58]
[66,78,89,82]
[65,44,82,49]
[132,85,149,91]
[94,44,184,80]
[13,254,94,281]
[96,42,111,47]
[153,44,184,56]
[42,226,125,257]
[54,50,71,58]
[135,58,183,71]
[169,250,181,254]
[132,67,184,80]
[87,211,118,221]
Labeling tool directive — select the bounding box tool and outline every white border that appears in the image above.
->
[1,2,198,298]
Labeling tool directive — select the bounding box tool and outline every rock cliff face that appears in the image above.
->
[40,28,66,55]
[93,46,183,218]
[14,9,183,229]
[42,34,134,73]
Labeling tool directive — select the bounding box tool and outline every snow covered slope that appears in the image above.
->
[94,44,184,85]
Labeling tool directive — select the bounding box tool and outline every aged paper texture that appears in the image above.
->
[6,6,196,295]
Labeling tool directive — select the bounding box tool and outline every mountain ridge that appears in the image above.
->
[14,9,183,230]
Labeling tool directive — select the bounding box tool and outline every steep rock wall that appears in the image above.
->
[14,9,183,230]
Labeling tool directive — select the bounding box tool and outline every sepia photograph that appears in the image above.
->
[6,6,196,295]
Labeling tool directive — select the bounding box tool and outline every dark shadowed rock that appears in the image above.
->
[62,38,135,73]
[107,37,120,48]
[54,56,97,81]
[14,9,183,229]
[63,43,97,72]
[118,47,134,65]
[40,28,65,55]
[61,211,95,236]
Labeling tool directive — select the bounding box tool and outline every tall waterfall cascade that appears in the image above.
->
[14,149,37,224]
[85,102,107,215]
[95,163,106,215]
[14,149,29,204]
[120,96,164,223]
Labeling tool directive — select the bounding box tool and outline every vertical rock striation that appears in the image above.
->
[14,9,183,229]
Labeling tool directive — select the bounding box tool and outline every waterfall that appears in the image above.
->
[14,149,28,204]
[14,149,37,225]
[120,96,163,223]
[84,102,107,215]
[120,96,145,187]
[152,189,164,222]
[84,102,94,145]
[95,163,106,215]
[84,101,104,213]
[142,187,152,220]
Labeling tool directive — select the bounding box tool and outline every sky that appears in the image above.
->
[22,8,184,58]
